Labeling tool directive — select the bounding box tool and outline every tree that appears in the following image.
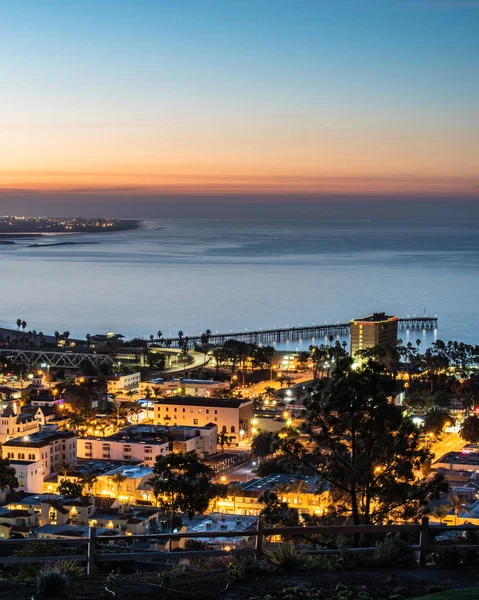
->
[148,452,215,531]
[57,479,83,498]
[447,493,472,526]
[218,430,231,452]
[0,458,18,490]
[81,474,98,496]
[422,411,454,439]
[432,504,451,524]
[258,490,299,527]
[111,472,127,498]
[282,365,447,525]
[251,431,278,462]
[460,415,479,444]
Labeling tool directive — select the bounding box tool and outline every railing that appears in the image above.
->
[0,517,476,575]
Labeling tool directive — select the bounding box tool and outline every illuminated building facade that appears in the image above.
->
[350,312,398,356]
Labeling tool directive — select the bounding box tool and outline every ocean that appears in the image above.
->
[0,218,478,349]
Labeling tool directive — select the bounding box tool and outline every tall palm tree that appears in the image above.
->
[81,474,98,496]
[432,504,451,524]
[228,482,244,515]
[111,472,127,498]
[447,494,472,525]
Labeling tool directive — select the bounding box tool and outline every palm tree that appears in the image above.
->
[228,482,244,515]
[56,462,70,482]
[68,414,86,431]
[128,405,142,424]
[447,494,472,525]
[16,319,21,331]
[21,320,27,331]
[81,474,98,496]
[111,472,127,498]
[432,505,451,525]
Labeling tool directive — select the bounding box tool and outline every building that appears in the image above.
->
[141,378,229,398]
[5,494,95,527]
[3,425,77,476]
[154,397,253,444]
[9,459,44,493]
[350,312,399,356]
[0,404,61,444]
[107,372,141,393]
[77,423,217,464]
[214,473,330,517]
[433,451,479,472]
[0,507,39,539]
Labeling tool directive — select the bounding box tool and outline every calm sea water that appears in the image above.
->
[0,218,478,348]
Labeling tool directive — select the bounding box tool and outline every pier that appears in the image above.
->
[164,316,438,347]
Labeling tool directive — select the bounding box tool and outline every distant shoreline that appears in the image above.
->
[0,218,140,236]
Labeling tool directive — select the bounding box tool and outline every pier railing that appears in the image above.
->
[0,515,475,575]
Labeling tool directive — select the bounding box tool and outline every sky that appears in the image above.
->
[0,0,478,217]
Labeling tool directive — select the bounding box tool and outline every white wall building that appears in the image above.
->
[3,426,77,476]
[141,378,229,398]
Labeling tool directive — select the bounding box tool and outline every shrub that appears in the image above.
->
[14,543,66,580]
[55,561,84,576]
[425,585,446,595]
[303,554,344,572]
[36,566,69,597]
[373,533,414,568]
[266,544,305,572]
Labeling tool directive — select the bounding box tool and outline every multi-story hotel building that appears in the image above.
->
[153,397,253,444]
[350,312,398,356]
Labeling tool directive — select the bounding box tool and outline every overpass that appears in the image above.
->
[163,317,438,347]
[0,348,114,369]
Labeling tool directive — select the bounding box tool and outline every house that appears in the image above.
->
[213,473,331,517]
[0,507,39,539]
[5,494,95,527]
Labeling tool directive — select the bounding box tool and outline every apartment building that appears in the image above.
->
[107,372,141,393]
[3,425,77,476]
[77,423,217,465]
[154,397,253,443]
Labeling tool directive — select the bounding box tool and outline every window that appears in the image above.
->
[182,408,185,413]
[215,410,218,414]
[231,426,235,433]
[198,409,202,413]
[193,419,198,425]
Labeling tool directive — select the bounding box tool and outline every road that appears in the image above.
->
[242,371,314,398]
[429,432,465,462]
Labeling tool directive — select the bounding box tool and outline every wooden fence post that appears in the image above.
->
[255,519,264,559]
[87,526,96,575]
[418,516,429,567]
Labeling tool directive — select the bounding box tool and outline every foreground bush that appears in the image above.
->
[36,566,69,597]
[266,544,305,572]
[373,533,415,568]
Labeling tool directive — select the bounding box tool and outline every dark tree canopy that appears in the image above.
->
[148,452,216,531]
[282,366,447,525]
[460,415,479,444]
[422,411,454,438]
[0,458,18,491]
[259,490,300,527]
[57,480,84,498]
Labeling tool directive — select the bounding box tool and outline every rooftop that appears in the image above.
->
[70,459,143,477]
[351,313,398,324]
[434,451,479,467]
[147,378,223,385]
[155,396,251,409]
[3,429,75,447]
[240,473,322,494]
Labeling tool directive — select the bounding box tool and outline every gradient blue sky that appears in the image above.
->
[0,0,478,216]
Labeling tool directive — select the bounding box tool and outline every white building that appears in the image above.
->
[107,372,141,393]
[141,378,229,398]
[154,397,253,443]
[9,459,44,493]
[3,425,77,477]
[77,423,218,464]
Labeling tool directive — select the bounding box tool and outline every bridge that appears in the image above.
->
[163,316,438,347]
[0,348,114,369]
